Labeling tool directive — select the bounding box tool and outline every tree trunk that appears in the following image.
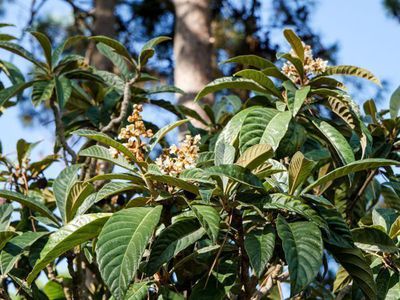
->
[173,0,213,127]
[89,0,117,70]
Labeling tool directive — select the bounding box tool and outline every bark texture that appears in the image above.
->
[173,0,213,125]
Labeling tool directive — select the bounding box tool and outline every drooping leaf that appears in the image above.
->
[0,190,57,223]
[79,145,136,171]
[96,207,162,300]
[194,77,269,102]
[276,216,323,296]
[323,65,381,86]
[236,144,273,170]
[27,213,111,284]
[288,151,316,195]
[351,227,398,253]
[0,231,47,276]
[260,111,292,151]
[302,159,399,194]
[327,245,377,300]
[244,225,275,277]
[53,164,81,223]
[191,205,220,242]
[146,217,205,276]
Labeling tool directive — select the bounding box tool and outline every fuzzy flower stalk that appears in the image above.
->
[281,43,328,84]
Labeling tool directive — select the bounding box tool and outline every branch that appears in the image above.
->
[101,74,139,133]
[50,99,77,164]
[251,264,285,300]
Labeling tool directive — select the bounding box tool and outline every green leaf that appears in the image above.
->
[32,80,55,106]
[259,111,292,151]
[239,107,278,153]
[88,172,143,184]
[244,225,275,277]
[141,36,171,50]
[0,231,18,250]
[205,165,263,189]
[302,159,399,194]
[124,281,150,300]
[278,53,304,79]
[276,216,323,296]
[96,207,161,299]
[0,81,35,107]
[215,142,235,166]
[0,190,57,223]
[291,85,310,116]
[194,77,269,102]
[389,85,400,119]
[146,217,205,276]
[89,36,135,65]
[54,76,72,108]
[27,213,111,284]
[96,43,130,79]
[288,151,316,195]
[0,203,13,230]
[351,227,398,253]
[43,281,65,300]
[312,120,355,165]
[0,41,45,69]
[327,245,377,300]
[29,31,52,67]
[147,119,189,153]
[221,54,275,69]
[283,29,305,61]
[65,181,95,222]
[323,65,381,86]
[0,59,25,84]
[192,205,220,242]
[79,145,136,171]
[74,129,138,163]
[53,164,81,223]
[389,216,400,239]
[372,208,398,233]
[234,69,282,98]
[0,231,47,276]
[236,144,273,170]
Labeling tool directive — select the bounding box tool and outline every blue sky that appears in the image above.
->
[1,0,400,170]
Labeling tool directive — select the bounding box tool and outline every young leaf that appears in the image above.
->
[276,216,323,296]
[244,225,275,277]
[96,207,162,300]
[27,213,111,284]
[288,151,316,195]
[146,217,205,276]
[302,159,399,194]
[283,29,305,61]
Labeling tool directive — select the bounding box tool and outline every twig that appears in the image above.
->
[50,99,77,164]
[251,264,284,300]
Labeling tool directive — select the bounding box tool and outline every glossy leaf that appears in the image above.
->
[147,119,189,153]
[236,144,273,170]
[205,165,263,189]
[283,29,305,61]
[260,110,292,151]
[288,151,316,195]
[192,205,220,242]
[351,227,398,253]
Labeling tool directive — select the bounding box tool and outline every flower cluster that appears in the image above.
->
[109,104,153,162]
[155,134,201,176]
[282,43,328,84]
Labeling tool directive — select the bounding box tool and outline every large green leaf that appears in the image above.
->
[327,245,377,300]
[259,111,292,151]
[146,217,205,276]
[389,85,400,119]
[351,227,398,253]
[0,231,18,250]
[89,36,135,65]
[194,77,268,102]
[147,119,189,153]
[65,181,95,222]
[312,120,355,165]
[54,76,72,108]
[96,43,130,79]
[214,142,235,166]
[79,145,136,171]
[276,216,323,296]
[236,144,273,170]
[0,81,35,106]
[0,41,45,69]
[30,31,52,67]
[27,213,111,284]
[283,29,305,61]
[239,107,277,153]
[53,164,81,223]
[221,54,275,69]
[204,165,263,189]
[0,203,13,230]
[244,225,275,277]
[302,159,399,194]
[74,129,138,163]
[0,231,47,276]
[288,151,316,195]
[0,190,57,223]
[323,65,381,86]
[124,281,151,300]
[234,69,282,98]
[96,207,162,300]
[291,85,310,116]
[191,205,220,242]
